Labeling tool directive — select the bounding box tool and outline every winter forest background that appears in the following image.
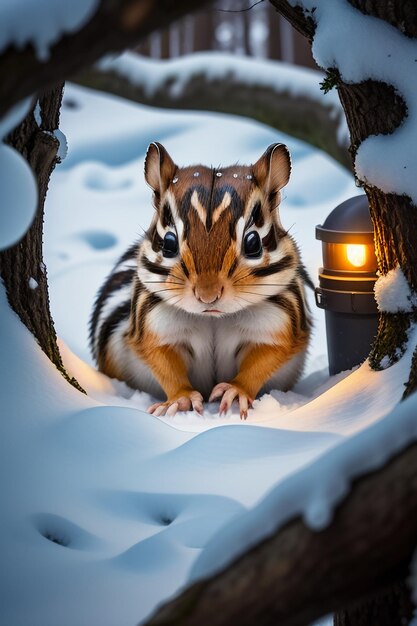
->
[135,1,315,67]
[1,1,417,626]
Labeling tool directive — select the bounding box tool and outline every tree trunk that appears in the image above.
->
[0,84,84,392]
[160,27,171,59]
[335,78,417,385]
[268,0,417,622]
[269,0,417,390]
[242,6,251,56]
[268,5,282,60]
[192,8,215,52]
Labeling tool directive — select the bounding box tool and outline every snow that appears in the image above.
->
[53,127,68,161]
[28,277,38,290]
[39,126,68,162]
[98,51,349,146]
[0,143,37,250]
[35,100,68,161]
[374,266,417,313]
[0,99,38,251]
[0,79,414,626]
[0,0,99,61]
[192,326,417,580]
[291,0,417,204]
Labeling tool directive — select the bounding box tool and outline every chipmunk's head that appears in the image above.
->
[139,142,296,316]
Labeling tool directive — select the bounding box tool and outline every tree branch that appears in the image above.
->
[145,441,417,625]
[1,86,85,393]
[269,0,315,40]
[74,56,350,170]
[0,0,213,117]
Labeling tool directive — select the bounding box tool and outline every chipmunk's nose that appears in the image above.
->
[194,279,224,304]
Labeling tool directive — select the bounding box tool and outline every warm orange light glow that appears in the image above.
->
[346,244,367,267]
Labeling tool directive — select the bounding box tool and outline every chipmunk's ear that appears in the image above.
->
[253,143,291,194]
[144,142,176,193]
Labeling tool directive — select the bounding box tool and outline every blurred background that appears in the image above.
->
[135,1,316,69]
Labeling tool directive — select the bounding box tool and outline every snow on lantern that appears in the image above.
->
[315,195,379,375]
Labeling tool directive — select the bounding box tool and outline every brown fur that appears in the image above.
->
[91,143,311,418]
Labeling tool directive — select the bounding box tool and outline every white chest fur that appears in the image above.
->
[147,301,290,398]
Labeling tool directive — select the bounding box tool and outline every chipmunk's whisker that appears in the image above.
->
[235,295,254,308]
[165,295,182,307]
[233,271,286,285]
[170,269,185,280]
[238,290,276,297]
[143,280,183,286]
[151,287,183,296]
[235,282,287,287]
[233,272,253,284]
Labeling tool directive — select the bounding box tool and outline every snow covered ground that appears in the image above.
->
[1,82,415,626]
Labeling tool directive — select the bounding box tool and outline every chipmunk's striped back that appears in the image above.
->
[90,142,313,418]
[89,242,138,367]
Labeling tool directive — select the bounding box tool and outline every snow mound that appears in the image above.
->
[191,338,417,580]
[374,266,417,313]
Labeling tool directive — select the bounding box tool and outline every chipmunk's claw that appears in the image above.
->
[210,382,253,419]
[147,390,204,417]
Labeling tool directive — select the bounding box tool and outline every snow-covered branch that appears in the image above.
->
[146,393,417,625]
[0,0,213,117]
[74,52,350,169]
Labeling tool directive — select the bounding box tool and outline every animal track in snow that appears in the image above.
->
[83,166,133,191]
[77,230,117,250]
[98,490,244,527]
[106,492,245,570]
[32,513,103,551]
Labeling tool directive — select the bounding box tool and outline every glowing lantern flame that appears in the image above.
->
[346,244,367,268]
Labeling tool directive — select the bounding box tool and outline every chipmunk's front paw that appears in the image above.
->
[209,382,253,420]
[147,389,204,417]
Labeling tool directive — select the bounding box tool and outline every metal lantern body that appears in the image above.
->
[315,195,378,375]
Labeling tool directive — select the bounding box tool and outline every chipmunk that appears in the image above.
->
[90,142,313,419]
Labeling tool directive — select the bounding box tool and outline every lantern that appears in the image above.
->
[315,195,379,375]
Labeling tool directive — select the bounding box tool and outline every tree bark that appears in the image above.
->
[268,1,417,622]
[0,85,84,392]
[333,582,414,626]
[0,0,213,118]
[268,0,417,391]
[74,60,350,170]
[144,440,417,625]
[337,80,417,377]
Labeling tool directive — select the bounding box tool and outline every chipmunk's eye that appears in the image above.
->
[243,231,262,258]
[162,231,178,258]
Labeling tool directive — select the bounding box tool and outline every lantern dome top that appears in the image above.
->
[316,194,374,244]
